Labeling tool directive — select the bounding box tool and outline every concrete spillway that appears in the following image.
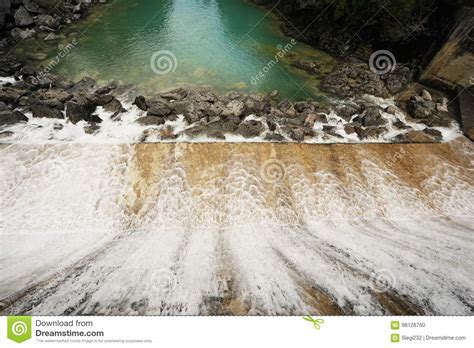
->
[0,140,473,315]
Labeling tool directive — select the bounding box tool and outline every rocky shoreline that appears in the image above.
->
[0,0,461,143]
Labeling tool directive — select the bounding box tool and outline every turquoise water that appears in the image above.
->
[40,0,335,98]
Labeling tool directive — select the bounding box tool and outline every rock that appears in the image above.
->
[133,95,148,111]
[69,77,96,93]
[393,119,411,130]
[408,93,436,119]
[25,52,47,61]
[165,100,188,116]
[344,122,360,134]
[361,106,387,127]
[465,127,474,142]
[158,126,178,140]
[198,91,217,103]
[421,89,432,101]
[244,95,267,114]
[147,101,171,117]
[84,123,100,134]
[0,101,7,111]
[43,89,72,103]
[35,14,60,29]
[11,27,35,40]
[236,120,264,138]
[160,87,188,101]
[65,94,97,124]
[136,115,165,126]
[227,100,246,117]
[95,85,114,95]
[269,90,278,99]
[182,125,206,138]
[31,103,64,119]
[304,113,318,128]
[0,110,28,125]
[278,101,296,118]
[104,98,124,114]
[207,130,226,140]
[14,6,34,27]
[423,128,443,141]
[287,127,306,141]
[23,0,39,13]
[295,101,312,113]
[322,58,389,98]
[335,104,359,121]
[395,131,437,143]
[207,118,239,133]
[53,75,74,90]
[291,60,319,74]
[42,98,64,110]
[382,67,412,95]
[0,87,24,105]
[385,105,397,115]
[93,94,114,106]
[0,131,14,139]
[355,126,387,139]
[264,132,285,142]
[43,32,59,41]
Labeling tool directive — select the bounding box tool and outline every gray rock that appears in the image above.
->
[104,98,124,114]
[147,101,171,117]
[31,104,64,119]
[355,126,387,139]
[361,106,387,127]
[0,110,28,125]
[236,120,264,138]
[136,115,165,126]
[423,128,443,141]
[65,94,97,124]
[133,95,148,111]
[23,0,39,13]
[11,27,35,40]
[421,89,432,101]
[25,52,47,61]
[264,132,285,142]
[43,89,72,103]
[395,131,437,143]
[14,6,34,27]
[227,100,246,117]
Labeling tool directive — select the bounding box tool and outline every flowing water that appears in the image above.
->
[1,140,473,315]
[16,0,335,98]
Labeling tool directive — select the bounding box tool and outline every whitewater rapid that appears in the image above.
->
[0,140,473,315]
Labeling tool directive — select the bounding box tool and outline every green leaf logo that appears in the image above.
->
[7,316,32,343]
[303,315,324,330]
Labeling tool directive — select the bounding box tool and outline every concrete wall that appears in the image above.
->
[421,7,474,90]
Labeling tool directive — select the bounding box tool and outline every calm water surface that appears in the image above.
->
[24,0,336,98]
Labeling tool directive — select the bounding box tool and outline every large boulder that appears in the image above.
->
[133,95,148,111]
[103,98,124,114]
[14,6,34,27]
[407,91,453,127]
[31,103,64,119]
[65,94,97,124]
